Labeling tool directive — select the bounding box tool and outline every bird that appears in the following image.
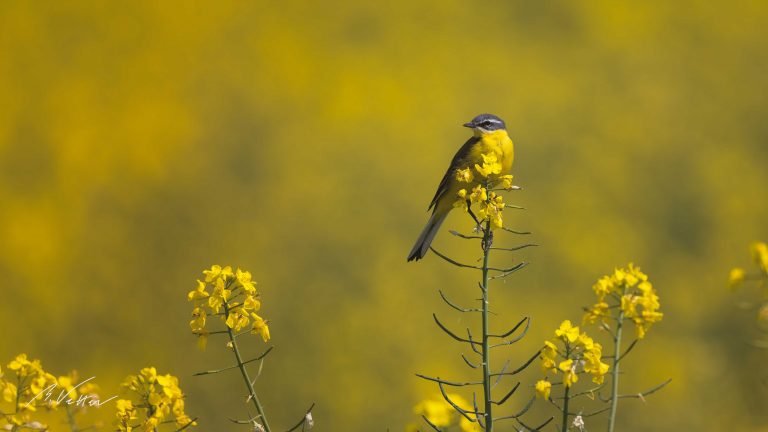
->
[407,113,514,262]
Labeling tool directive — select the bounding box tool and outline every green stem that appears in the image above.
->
[66,405,79,432]
[607,301,625,432]
[561,385,570,432]
[481,219,493,432]
[11,375,22,432]
[561,343,571,432]
[225,303,272,432]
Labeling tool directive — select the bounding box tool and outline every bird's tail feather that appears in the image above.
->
[407,211,448,261]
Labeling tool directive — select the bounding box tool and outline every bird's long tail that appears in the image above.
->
[407,210,448,261]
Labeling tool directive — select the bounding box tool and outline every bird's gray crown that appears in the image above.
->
[463,113,506,131]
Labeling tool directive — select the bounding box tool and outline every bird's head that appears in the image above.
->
[463,114,507,135]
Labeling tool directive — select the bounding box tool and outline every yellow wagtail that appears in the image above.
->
[407,114,514,261]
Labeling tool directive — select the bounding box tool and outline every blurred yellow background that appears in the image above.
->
[1,1,767,430]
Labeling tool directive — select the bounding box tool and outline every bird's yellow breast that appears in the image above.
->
[472,129,515,175]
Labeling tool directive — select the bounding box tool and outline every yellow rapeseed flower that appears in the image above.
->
[469,185,487,204]
[584,301,609,324]
[455,167,474,183]
[559,359,578,388]
[251,313,271,342]
[555,320,580,343]
[474,153,502,177]
[540,340,558,372]
[225,308,250,331]
[235,268,257,294]
[189,307,206,332]
[187,280,210,301]
[499,174,514,189]
[202,264,233,283]
[115,399,136,432]
[535,380,551,399]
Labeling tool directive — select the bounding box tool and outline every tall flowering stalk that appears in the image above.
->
[188,265,312,432]
[531,265,668,431]
[413,154,550,431]
[583,264,668,431]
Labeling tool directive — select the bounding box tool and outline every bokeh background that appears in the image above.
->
[1,1,767,430]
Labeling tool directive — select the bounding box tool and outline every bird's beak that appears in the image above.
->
[463,122,475,128]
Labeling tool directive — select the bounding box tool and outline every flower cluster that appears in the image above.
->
[116,367,195,431]
[406,394,480,432]
[584,263,663,339]
[188,265,270,349]
[536,320,610,398]
[451,153,514,229]
[0,354,59,429]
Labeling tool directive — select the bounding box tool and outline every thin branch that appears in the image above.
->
[599,321,617,339]
[489,349,541,377]
[493,359,510,388]
[461,353,479,369]
[467,329,482,355]
[598,378,672,402]
[490,317,531,348]
[439,289,481,313]
[579,406,612,418]
[421,415,442,431]
[489,317,529,339]
[616,378,672,400]
[472,392,484,428]
[501,227,531,235]
[514,416,554,431]
[433,314,482,345]
[228,414,262,424]
[438,381,481,422]
[491,382,520,405]
[489,262,529,280]
[490,244,539,252]
[415,374,482,387]
[449,230,483,240]
[495,395,535,420]
[430,247,483,270]
[616,339,639,363]
[285,403,316,432]
[193,347,274,376]
[552,383,606,400]
[173,418,198,431]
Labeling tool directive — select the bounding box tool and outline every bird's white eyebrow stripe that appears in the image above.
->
[484,118,502,124]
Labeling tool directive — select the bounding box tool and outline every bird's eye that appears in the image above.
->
[483,121,492,127]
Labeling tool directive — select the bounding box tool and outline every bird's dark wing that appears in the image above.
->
[427,136,480,211]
